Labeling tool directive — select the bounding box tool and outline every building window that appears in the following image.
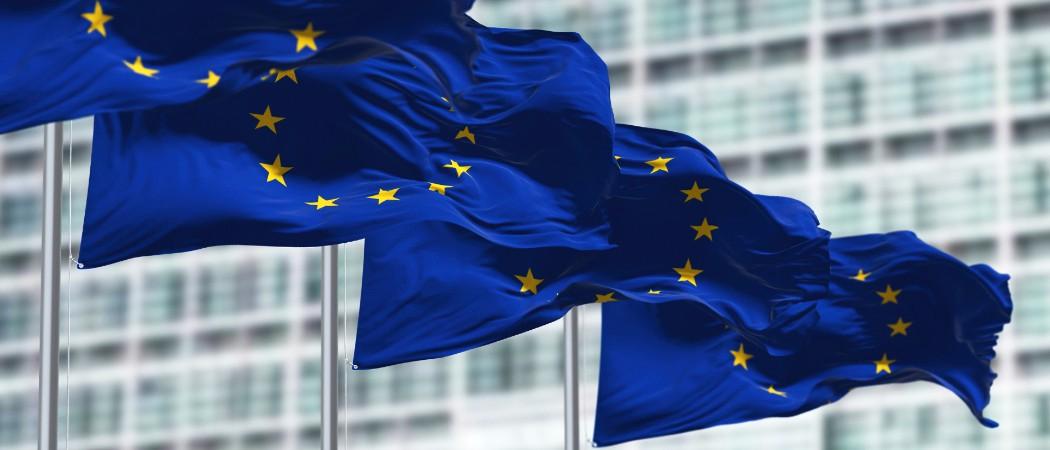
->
[0,194,39,238]
[886,132,936,160]
[64,279,129,333]
[645,97,688,134]
[1014,275,1050,339]
[946,124,994,153]
[136,377,177,432]
[882,63,940,120]
[702,47,752,74]
[696,89,749,145]
[885,21,935,48]
[825,0,866,18]
[827,30,872,59]
[823,182,870,235]
[65,383,123,439]
[825,73,867,127]
[703,0,751,36]
[759,84,806,136]
[946,13,991,40]
[1014,116,1050,147]
[648,55,694,83]
[647,0,693,43]
[762,39,807,66]
[1012,48,1049,105]
[1,151,41,176]
[0,393,31,446]
[0,293,33,342]
[1012,3,1050,33]
[761,148,807,176]
[190,365,283,425]
[299,361,321,413]
[754,0,809,30]
[392,359,448,403]
[141,270,184,324]
[584,1,630,51]
[826,141,873,168]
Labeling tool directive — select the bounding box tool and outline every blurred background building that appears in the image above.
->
[1,0,1050,449]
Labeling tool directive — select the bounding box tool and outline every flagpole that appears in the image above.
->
[321,245,339,450]
[38,123,63,450]
[563,307,580,450]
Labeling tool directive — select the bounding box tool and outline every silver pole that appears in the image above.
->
[38,123,63,450]
[563,307,580,450]
[321,245,339,450]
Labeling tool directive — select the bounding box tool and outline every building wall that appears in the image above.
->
[1,1,1049,449]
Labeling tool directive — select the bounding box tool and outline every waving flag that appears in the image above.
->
[77,20,616,267]
[352,125,829,369]
[593,232,1012,446]
[0,1,475,132]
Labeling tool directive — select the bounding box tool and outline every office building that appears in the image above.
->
[1,0,1049,448]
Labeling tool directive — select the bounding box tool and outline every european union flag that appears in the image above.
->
[78,18,616,267]
[0,1,476,132]
[593,232,1012,446]
[353,125,829,368]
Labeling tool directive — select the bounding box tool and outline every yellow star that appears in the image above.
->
[730,343,754,370]
[455,126,476,144]
[673,259,702,286]
[367,188,400,205]
[887,317,912,337]
[766,386,787,397]
[876,285,901,305]
[273,68,299,84]
[647,289,661,295]
[306,195,338,210]
[196,70,220,88]
[680,181,710,203]
[645,156,673,174]
[123,56,158,77]
[851,269,870,281]
[250,106,285,134]
[82,1,113,37]
[514,268,543,295]
[259,155,293,187]
[443,160,471,177]
[690,218,719,241]
[873,353,895,374]
[428,182,452,195]
[290,22,324,53]
[595,292,617,304]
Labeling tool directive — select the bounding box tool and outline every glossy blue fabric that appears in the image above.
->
[353,124,829,368]
[0,1,476,132]
[593,231,1012,446]
[77,18,616,267]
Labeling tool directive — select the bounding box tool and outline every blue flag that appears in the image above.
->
[353,125,829,369]
[593,231,1012,446]
[0,1,476,132]
[78,20,616,267]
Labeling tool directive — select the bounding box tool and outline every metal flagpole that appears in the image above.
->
[563,307,580,450]
[321,245,339,450]
[38,123,63,450]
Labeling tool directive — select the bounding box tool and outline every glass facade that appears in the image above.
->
[1,1,1049,449]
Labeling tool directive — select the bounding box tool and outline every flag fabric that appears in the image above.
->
[352,124,829,369]
[77,19,617,267]
[0,1,476,133]
[593,231,1012,447]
